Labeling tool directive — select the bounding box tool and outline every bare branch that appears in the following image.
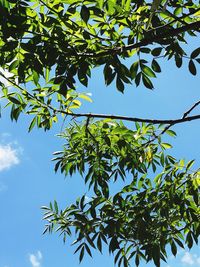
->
[56,109,200,125]
[182,100,200,118]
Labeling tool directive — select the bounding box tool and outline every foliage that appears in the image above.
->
[0,0,200,266]
[43,120,200,267]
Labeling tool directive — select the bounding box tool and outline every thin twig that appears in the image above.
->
[182,100,200,118]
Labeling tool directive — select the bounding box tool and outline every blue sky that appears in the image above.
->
[0,47,200,267]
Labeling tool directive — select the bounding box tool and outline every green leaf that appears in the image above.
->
[151,59,161,73]
[54,200,58,213]
[165,129,177,137]
[116,76,124,93]
[78,93,92,102]
[135,72,141,87]
[109,236,120,253]
[33,70,39,85]
[171,240,177,256]
[8,96,21,105]
[28,116,37,132]
[135,254,140,267]
[142,74,154,89]
[142,65,156,78]
[151,47,162,56]
[161,143,172,149]
[9,60,19,72]
[186,160,195,170]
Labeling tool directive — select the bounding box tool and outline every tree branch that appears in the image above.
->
[182,100,200,118]
[2,73,200,129]
[77,20,200,58]
[56,110,200,125]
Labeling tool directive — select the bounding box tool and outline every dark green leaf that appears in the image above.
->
[142,74,154,89]
[151,59,161,73]
[81,5,90,24]
[116,76,124,93]
[191,47,200,58]
[189,60,197,75]
[79,246,85,262]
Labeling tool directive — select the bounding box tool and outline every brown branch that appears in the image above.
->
[55,110,200,125]
[182,100,200,118]
[2,72,200,127]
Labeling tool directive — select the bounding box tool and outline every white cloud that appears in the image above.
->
[29,251,42,267]
[0,144,20,171]
[181,252,200,266]
[0,182,7,192]
[181,252,194,265]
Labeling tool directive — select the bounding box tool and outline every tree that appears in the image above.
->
[0,0,199,266]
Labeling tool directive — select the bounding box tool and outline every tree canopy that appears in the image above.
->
[0,0,200,267]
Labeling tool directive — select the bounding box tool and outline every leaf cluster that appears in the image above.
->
[42,121,200,267]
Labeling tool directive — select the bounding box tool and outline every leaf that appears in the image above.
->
[116,76,124,93]
[54,200,58,213]
[186,232,193,249]
[78,94,92,102]
[79,246,85,262]
[152,245,160,267]
[33,70,39,85]
[189,60,197,76]
[191,47,200,59]
[175,55,182,68]
[135,72,141,87]
[85,243,93,257]
[130,61,139,79]
[106,0,116,14]
[174,7,182,16]
[174,238,184,249]
[161,143,172,149]
[8,96,21,105]
[97,235,102,253]
[171,240,177,256]
[165,129,177,137]
[151,47,162,56]
[28,116,37,132]
[142,74,154,89]
[9,60,19,72]
[109,236,120,253]
[81,5,90,24]
[135,254,140,267]
[151,59,161,73]
[86,235,96,249]
[142,65,156,78]
[186,160,195,170]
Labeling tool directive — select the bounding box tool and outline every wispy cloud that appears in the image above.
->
[29,251,43,267]
[0,144,20,171]
[181,252,200,266]
[0,182,7,192]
